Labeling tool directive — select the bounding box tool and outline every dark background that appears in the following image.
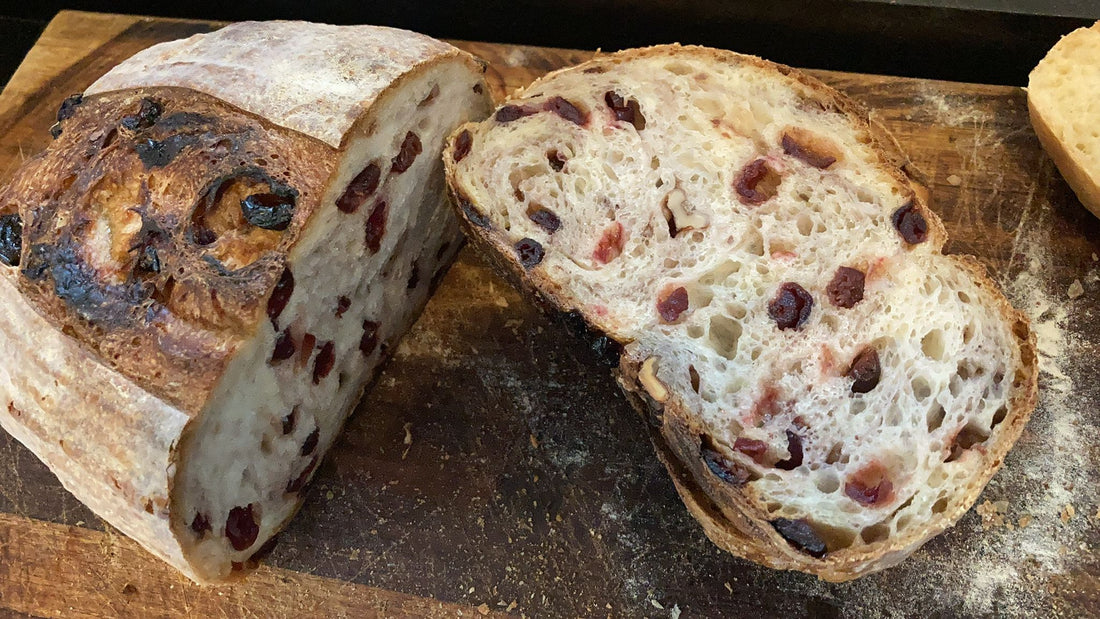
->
[0,0,1097,86]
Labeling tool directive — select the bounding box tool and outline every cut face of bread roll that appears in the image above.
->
[444,45,1037,581]
[0,21,491,582]
[1029,20,1100,220]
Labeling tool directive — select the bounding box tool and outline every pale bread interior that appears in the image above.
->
[177,61,489,580]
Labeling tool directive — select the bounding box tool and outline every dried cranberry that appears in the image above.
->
[453,130,473,163]
[515,238,544,269]
[286,456,318,493]
[735,159,780,205]
[301,428,320,457]
[266,267,294,328]
[299,333,317,368]
[781,133,837,169]
[544,96,588,125]
[365,201,388,253]
[848,347,881,393]
[313,341,335,384]
[360,320,379,356]
[56,93,83,122]
[702,443,750,485]
[604,91,645,130]
[241,192,296,231]
[120,98,162,131]
[528,207,561,233]
[335,296,351,318]
[771,518,827,558]
[768,282,813,330]
[282,407,297,435]
[657,286,689,323]
[190,512,212,536]
[892,202,928,244]
[336,163,380,214]
[225,504,259,551]
[461,199,490,228]
[271,328,296,362]
[495,104,537,122]
[547,150,567,172]
[733,437,769,464]
[827,266,865,308]
[775,430,804,470]
[391,132,422,174]
[593,222,624,264]
[845,477,893,506]
[407,261,420,289]
[0,214,22,267]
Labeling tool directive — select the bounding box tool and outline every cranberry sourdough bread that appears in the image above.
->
[0,21,491,582]
[444,45,1038,580]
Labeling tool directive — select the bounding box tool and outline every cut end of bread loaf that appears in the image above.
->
[445,44,1037,580]
[1028,20,1100,221]
[0,23,491,583]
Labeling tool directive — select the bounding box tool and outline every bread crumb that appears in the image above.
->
[946,174,962,186]
[724,581,732,593]
[650,599,664,610]
[403,422,413,445]
[478,603,490,615]
[1018,515,1032,528]
[506,601,517,612]
[670,605,682,619]
[1093,253,1098,261]
[977,499,1009,529]
[1068,279,1084,299]
[529,434,539,448]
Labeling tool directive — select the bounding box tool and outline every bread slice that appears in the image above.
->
[0,21,490,582]
[1029,20,1100,220]
[444,45,1037,581]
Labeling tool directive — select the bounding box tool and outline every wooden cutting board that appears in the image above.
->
[0,10,1097,618]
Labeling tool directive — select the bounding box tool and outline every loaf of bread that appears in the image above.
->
[0,21,490,582]
[444,45,1038,581]
[1029,20,1100,220]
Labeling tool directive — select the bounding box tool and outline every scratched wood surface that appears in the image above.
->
[0,10,1098,619]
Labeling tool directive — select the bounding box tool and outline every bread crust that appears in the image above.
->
[444,44,1037,580]
[86,21,463,150]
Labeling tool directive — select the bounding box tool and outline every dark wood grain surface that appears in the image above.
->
[0,10,1097,618]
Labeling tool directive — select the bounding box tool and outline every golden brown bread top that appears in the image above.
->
[0,87,336,413]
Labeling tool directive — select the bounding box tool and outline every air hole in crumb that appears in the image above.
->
[813,470,840,494]
[911,377,932,401]
[921,329,946,361]
[861,523,890,544]
[708,314,742,360]
[932,497,949,513]
[991,405,1008,427]
[688,365,701,393]
[825,443,844,464]
[927,404,946,432]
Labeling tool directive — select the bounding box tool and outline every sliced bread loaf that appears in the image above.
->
[444,45,1037,581]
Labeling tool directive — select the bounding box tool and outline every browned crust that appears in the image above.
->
[443,44,1037,580]
[1,86,335,414]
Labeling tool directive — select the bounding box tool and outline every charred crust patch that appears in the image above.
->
[120,98,163,132]
[560,309,622,367]
[771,518,827,558]
[0,214,22,267]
